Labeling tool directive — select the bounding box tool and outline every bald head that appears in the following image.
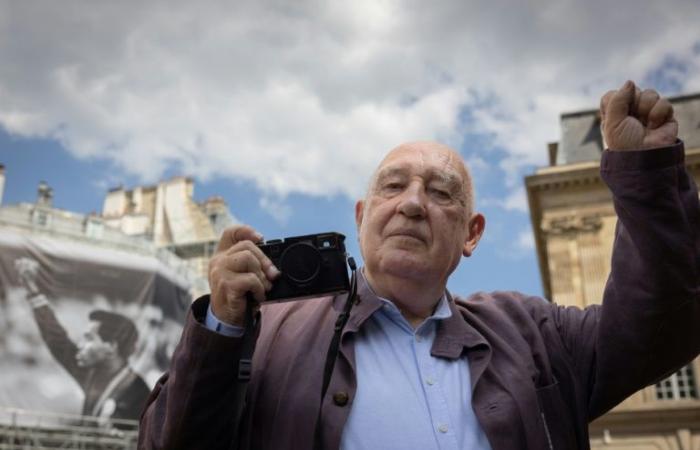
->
[367,141,475,214]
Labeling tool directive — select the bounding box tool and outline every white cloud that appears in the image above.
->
[479,186,528,213]
[259,196,292,224]
[502,187,529,213]
[1,0,699,204]
[516,229,535,252]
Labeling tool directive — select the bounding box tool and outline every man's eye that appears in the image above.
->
[382,182,404,191]
[429,188,452,200]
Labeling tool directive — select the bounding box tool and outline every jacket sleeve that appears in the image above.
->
[32,303,90,386]
[138,296,257,450]
[548,141,700,420]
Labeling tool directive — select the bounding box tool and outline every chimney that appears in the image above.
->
[37,181,53,207]
[547,142,558,167]
[0,164,5,206]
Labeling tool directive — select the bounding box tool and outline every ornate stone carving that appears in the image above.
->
[541,214,603,236]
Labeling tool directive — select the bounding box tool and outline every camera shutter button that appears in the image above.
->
[332,391,349,407]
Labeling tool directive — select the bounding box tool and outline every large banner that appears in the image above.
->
[0,230,190,424]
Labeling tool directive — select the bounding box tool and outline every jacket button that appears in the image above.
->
[333,391,349,406]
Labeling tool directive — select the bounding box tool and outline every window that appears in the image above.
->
[85,219,104,239]
[32,210,50,227]
[655,364,698,400]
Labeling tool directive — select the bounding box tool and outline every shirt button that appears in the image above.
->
[426,377,435,386]
[438,424,448,433]
[333,391,349,407]
[415,335,422,342]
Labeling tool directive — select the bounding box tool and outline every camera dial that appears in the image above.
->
[279,243,321,285]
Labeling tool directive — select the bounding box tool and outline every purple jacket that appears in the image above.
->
[139,142,700,450]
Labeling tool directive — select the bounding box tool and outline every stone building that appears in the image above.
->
[102,176,236,291]
[526,93,700,449]
[0,164,5,206]
[0,177,202,294]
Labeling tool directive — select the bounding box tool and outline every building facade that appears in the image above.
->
[526,94,700,449]
[0,164,5,206]
[102,176,237,295]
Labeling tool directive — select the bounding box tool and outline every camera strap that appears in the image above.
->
[314,257,358,450]
[230,258,357,450]
[230,294,257,450]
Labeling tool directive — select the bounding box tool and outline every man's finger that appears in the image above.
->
[599,90,616,123]
[217,225,263,252]
[221,249,273,290]
[224,240,280,280]
[603,80,636,132]
[228,273,267,304]
[224,248,262,274]
[630,85,642,117]
[217,270,269,303]
[647,97,673,129]
[636,89,660,125]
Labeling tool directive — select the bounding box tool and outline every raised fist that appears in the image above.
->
[600,81,678,150]
[15,257,40,295]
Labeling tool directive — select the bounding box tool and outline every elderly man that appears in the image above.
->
[139,82,700,450]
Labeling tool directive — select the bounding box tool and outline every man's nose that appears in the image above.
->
[397,182,427,218]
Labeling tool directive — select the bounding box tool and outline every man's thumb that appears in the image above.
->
[605,80,636,130]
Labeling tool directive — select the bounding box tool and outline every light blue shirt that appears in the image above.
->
[204,292,491,449]
[205,303,245,337]
[339,293,491,450]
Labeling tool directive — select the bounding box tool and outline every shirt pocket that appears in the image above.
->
[536,380,577,450]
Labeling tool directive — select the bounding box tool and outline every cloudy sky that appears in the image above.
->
[1,0,700,297]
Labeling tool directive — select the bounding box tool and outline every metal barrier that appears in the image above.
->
[0,407,138,450]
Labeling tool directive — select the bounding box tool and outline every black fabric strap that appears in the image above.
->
[229,294,257,450]
[230,259,357,450]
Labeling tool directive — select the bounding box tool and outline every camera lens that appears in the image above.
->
[279,242,321,285]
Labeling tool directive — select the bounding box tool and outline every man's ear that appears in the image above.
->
[355,200,365,231]
[462,213,486,257]
[103,341,119,360]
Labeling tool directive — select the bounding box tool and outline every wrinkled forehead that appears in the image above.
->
[375,142,468,183]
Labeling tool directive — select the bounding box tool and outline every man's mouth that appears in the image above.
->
[388,229,427,242]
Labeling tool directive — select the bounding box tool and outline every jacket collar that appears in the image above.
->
[333,269,383,334]
[431,291,489,359]
[333,269,488,358]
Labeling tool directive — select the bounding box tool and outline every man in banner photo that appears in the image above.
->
[16,257,150,423]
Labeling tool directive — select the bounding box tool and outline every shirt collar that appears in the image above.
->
[335,268,490,359]
[358,268,452,333]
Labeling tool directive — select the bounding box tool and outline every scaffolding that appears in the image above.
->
[0,407,138,450]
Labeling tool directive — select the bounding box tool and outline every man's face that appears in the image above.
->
[356,142,484,288]
[76,321,117,367]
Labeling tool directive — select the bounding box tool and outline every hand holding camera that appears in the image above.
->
[208,225,281,327]
[209,226,351,327]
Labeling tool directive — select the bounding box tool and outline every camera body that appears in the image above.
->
[258,232,350,302]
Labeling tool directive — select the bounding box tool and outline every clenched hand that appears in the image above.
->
[600,80,678,150]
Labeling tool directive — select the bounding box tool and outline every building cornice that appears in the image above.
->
[526,145,700,300]
[589,402,700,434]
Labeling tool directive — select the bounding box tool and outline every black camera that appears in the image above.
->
[258,232,351,302]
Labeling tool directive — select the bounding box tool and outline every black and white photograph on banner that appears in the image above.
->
[0,230,189,425]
